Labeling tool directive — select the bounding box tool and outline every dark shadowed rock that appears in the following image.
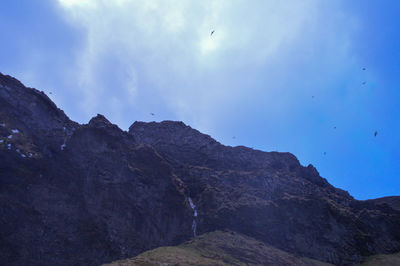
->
[367,196,400,212]
[0,73,193,265]
[128,120,400,265]
[1,72,400,265]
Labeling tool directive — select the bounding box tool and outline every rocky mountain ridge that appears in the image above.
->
[0,72,399,265]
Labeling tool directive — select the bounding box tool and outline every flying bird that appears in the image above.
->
[374,131,378,137]
[312,96,314,99]
[334,126,336,129]
[324,152,326,155]
[362,68,366,70]
[210,30,215,36]
[150,113,155,116]
[362,82,366,85]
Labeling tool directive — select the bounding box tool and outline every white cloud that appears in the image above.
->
[56,0,356,131]
[58,0,95,8]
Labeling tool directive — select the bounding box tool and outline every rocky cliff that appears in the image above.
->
[0,72,399,265]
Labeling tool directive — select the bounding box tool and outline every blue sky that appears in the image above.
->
[0,0,399,200]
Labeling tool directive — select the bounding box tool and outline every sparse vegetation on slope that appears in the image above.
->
[360,252,400,266]
[103,231,333,266]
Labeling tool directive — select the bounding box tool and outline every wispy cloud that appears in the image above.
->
[56,0,357,130]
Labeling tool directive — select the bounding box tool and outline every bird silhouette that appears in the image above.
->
[362,68,366,70]
[210,30,215,36]
[334,126,336,129]
[324,152,326,155]
[150,113,155,116]
[374,131,378,137]
[362,82,366,85]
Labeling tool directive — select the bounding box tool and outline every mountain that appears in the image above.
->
[0,72,399,265]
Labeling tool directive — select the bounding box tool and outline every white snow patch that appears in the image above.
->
[61,138,67,150]
[7,135,12,139]
[0,140,3,144]
[28,153,33,157]
[11,129,19,133]
[7,144,11,149]
[16,149,26,158]
[0,123,5,127]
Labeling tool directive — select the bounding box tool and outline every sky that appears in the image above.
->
[0,0,399,200]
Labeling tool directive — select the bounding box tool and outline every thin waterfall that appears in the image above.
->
[188,197,197,236]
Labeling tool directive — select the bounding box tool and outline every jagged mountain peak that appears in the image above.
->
[0,72,75,132]
[129,120,218,147]
[0,72,27,91]
[88,114,113,128]
[131,120,188,129]
[129,120,300,171]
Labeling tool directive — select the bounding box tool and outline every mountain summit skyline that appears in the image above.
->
[1,72,399,265]
[2,1,400,201]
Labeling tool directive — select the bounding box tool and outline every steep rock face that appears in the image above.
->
[0,72,399,265]
[0,73,193,265]
[129,121,302,172]
[128,121,400,265]
[367,196,400,212]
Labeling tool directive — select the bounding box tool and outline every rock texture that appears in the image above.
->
[0,72,400,265]
[129,121,400,265]
[0,74,191,265]
[367,196,400,212]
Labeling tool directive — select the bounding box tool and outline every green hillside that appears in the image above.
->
[103,231,333,266]
[360,252,400,266]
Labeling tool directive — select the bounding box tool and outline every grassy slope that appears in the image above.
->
[103,231,332,266]
[359,252,400,266]
[104,231,400,266]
